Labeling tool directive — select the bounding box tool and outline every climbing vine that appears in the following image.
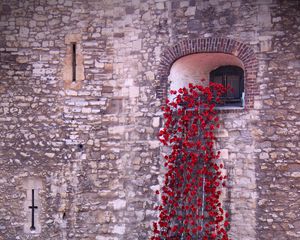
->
[151,82,230,240]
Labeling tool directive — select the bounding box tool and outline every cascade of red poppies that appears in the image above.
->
[151,82,230,240]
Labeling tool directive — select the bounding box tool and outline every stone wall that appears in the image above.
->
[253,1,300,239]
[0,0,299,239]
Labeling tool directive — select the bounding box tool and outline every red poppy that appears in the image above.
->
[151,83,229,239]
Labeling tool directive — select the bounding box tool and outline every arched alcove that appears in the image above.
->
[157,38,258,109]
[168,53,244,91]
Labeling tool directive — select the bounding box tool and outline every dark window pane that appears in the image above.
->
[209,65,244,107]
[227,75,240,99]
[214,75,223,85]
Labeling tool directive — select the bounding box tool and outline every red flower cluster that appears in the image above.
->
[151,82,231,240]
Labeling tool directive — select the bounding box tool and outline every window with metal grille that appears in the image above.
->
[210,65,244,107]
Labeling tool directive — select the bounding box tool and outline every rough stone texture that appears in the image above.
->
[253,1,300,239]
[0,0,299,239]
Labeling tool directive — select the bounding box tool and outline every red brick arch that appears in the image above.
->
[157,38,258,109]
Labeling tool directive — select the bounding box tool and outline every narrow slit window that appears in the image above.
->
[71,42,77,82]
[29,189,38,231]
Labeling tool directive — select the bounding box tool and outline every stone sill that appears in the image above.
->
[215,106,245,113]
[215,106,244,110]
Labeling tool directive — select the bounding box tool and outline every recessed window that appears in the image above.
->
[63,33,84,89]
[210,65,244,107]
